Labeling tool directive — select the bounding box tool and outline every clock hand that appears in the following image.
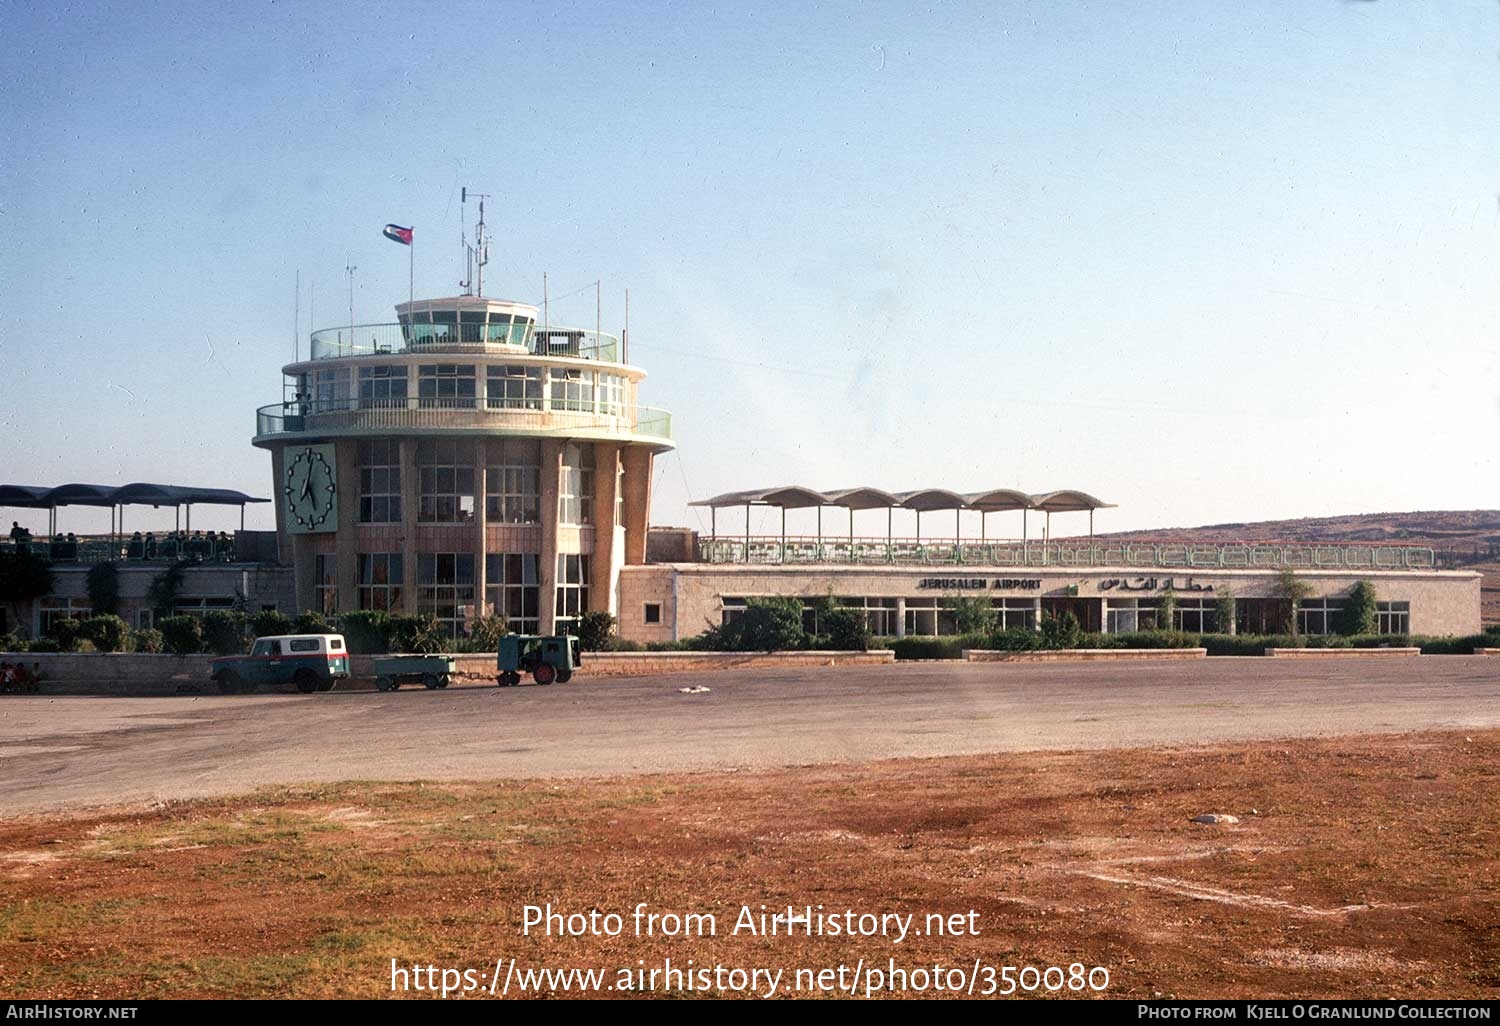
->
[300,474,313,501]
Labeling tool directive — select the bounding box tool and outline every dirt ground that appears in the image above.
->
[1,729,1497,999]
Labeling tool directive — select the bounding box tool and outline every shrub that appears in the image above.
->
[339,609,393,654]
[293,610,333,635]
[883,636,967,660]
[1340,580,1377,636]
[738,597,806,652]
[820,606,872,651]
[78,614,130,653]
[645,640,692,652]
[1214,587,1237,635]
[250,609,292,638]
[390,613,444,655]
[27,638,61,653]
[605,637,645,652]
[988,626,1042,651]
[1106,630,1198,650]
[86,562,120,614]
[1414,634,1492,655]
[577,610,616,652]
[457,614,508,654]
[1271,569,1311,635]
[132,628,164,654]
[45,617,82,652]
[0,550,54,625]
[202,610,247,655]
[0,632,24,653]
[1039,612,1081,650]
[159,615,204,655]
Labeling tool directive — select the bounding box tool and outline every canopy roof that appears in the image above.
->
[691,486,1115,512]
[0,483,269,509]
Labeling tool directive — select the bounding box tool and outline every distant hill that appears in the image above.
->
[1089,510,1500,627]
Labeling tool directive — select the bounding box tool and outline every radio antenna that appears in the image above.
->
[458,186,491,296]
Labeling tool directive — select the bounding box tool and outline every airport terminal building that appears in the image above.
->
[0,286,1483,642]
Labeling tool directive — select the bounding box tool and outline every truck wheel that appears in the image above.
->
[422,673,440,690]
[497,671,520,687]
[438,674,451,689]
[216,671,242,695]
[556,669,572,684]
[294,669,319,694]
[533,663,557,686]
[376,676,393,692]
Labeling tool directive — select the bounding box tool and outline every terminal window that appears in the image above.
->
[486,365,543,410]
[358,365,408,407]
[644,602,661,624]
[357,552,403,612]
[358,439,402,523]
[1376,601,1410,634]
[418,438,477,523]
[313,554,337,615]
[485,554,540,635]
[558,443,595,525]
[554,554,591,633]
[1296,599,1343,636]
[486,438,541,523]
[550,367,596,412]
[417,553,476,637]
[417,364,477,409]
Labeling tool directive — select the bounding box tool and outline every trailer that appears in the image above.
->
[373,654,456,692]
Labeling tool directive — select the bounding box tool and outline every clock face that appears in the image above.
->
[284,445,338,532]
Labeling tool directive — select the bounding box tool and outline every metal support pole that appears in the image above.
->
[711,506,716,540]
[744,503,750,563]
[781,506,786,563]
[887,506,892,564]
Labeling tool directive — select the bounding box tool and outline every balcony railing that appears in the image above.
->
[307,323,619,362]
[696,536,1438,571]
[255,396,672,443]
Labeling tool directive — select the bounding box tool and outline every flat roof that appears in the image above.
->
[0,483,269,509]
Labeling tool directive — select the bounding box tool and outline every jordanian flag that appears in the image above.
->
[382,223,413,246]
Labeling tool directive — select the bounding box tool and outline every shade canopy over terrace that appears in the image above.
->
[0,482,270,536]
[690,485,1115,549]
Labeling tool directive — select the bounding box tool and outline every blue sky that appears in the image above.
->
[2,1,1496,538]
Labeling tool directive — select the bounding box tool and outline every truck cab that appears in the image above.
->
[211,633,351,694]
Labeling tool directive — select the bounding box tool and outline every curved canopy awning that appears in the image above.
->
[45,483,120,508]
[821,487,903,510]
[0,485,53,509]
[690,486,828,510]
[0,483,270,509]
[1029,489,1115,513]
[963,488,1033,512]
[895,488,970,512]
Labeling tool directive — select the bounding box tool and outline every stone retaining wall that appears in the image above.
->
[1262,647,1422,658]
[962,648,1208,662]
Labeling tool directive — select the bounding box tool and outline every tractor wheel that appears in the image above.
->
[498,671,520,687]
[375,676,393,692]
[533,662,557,686]
[422,673,440,690]
[556,669,572,684]
[216,671,242,695]
[294,669,319,694]
[438,674,451,689]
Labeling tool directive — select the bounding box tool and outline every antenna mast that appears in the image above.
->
[459,187,491,297]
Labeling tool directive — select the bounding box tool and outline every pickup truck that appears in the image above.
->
[210,633,351,694]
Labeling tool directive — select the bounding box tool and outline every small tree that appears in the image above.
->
[1271,568,1312,636]
[945,595,997,635]
[202,610,247,655]
[159,615,204,655]
[739,596,806,652]
[465,614,508,653]
[577,610,616,652]
[250,609,293,638]
[390,613,444,654]
[78,614,130,653]
[0,550,54,634]
[1213,585,1237,636]
[86,563,120,615]
[293,610,333,635]
[1340,580,1377,636]
[1039,611,1082,650]
[145,561,189,620]
[821,606,872,651]
[1157,587,1177,632]
[339,609,393,654]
